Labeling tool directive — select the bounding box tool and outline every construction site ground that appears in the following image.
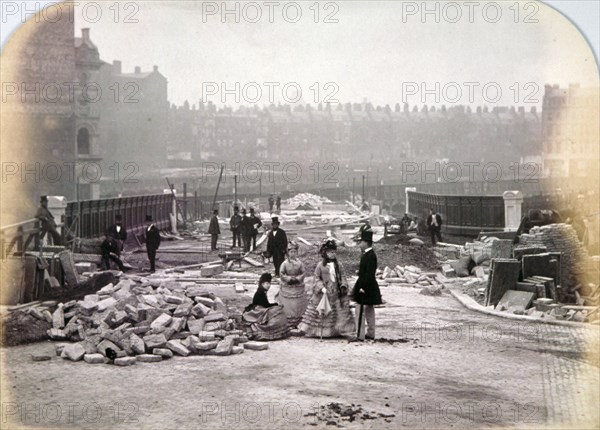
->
[2,223,599,429]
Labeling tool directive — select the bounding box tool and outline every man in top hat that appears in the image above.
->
[107,214,127,252]
[248,207,262,251]
[35,196,62,246]
[352,227,382,341]
[144,215,161,273]
[268,195,275,213]
[266,217,288,276]
[208,209,220,251]
[240,208,252,252]
[276,195,281,212]
[426,208,443,245]
[101,230,125,272]
[229,206,242,248]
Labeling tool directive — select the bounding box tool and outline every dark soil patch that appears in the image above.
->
[2,311,51,346]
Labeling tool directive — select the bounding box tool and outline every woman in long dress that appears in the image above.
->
[242,273,289,340]
[276,241,308,328]
[298,239,356,338]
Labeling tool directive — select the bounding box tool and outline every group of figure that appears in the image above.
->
[211,206,263,252]
[268,194,282,213]
[241,228,382,342]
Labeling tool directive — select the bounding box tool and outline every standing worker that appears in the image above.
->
[145,215,161,273]
[240,208,252,252]
[35,196,62,246]
[208,209,220,251]
[230,206,242,248]
[426,208,443,245]
[276,195,282,213]
[268,195,275,213]
[248,207,262,251]
[107,214,127,252]
[266,216,288,276]
[352,227,382,341]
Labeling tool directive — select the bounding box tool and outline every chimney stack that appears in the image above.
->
[113,60,122,74]
[82,28,90,41]
[135,66,141,74]
[153,65,158,72]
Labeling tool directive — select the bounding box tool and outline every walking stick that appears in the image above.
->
[357,303,364,340]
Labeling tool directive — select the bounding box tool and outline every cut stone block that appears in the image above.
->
[114,357,137,366]
[234,283,246,293]
[204,312,226,323]
[61,343,86,361]
[200,264,224,277]
[47,328,67,340]
[195,297,215,307]
[83,353,105,364]
[52,305,65,329]
[32,354,52,361]
[496,290,535,313]
[96,339,121,357]
[96,297,117,312]
[166,339,190,356]
[169,317,186,333]
[136,354,162,363]
[129,334,145,354]
[197,331,216,341]
[150,313,172,330]
[191,303,211,318]
[152,348,173,358]
[192,339,219,351]
[231,346,244,354]
[243,341,269,351]
[164,294,185,305]
[187,318,205,334]
[143,333,167,349]
[213,338,234,356]
[174,302,193,318]
[485,259,521,307]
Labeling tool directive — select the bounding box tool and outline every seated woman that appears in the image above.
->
[276,241,308,328]
[242,273,289,340]
[298,239,356,338]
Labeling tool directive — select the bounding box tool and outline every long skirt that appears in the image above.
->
[298,292,355,338]
[276,283,308,328]
[242,305,290,341]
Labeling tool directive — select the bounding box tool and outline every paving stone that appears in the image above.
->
[150,313,172,330]
[152,348,173,358]
[96,297,117,312]
[200,264,224,277]
[213,297,227,312]
[166,339,191,356]
[204,312,226,323]
[194,297,215,307]
[191,303,211,318]
[204,322,223,332]
[231,346,245,354]
[169,317,186,333]
[496,290,536,313]
[197,331,216,341]
[114,357,137,366]
[96,339,121,357]
[113,311,129,326]
[124,304,139,321]
[47,328,68,340]
[136,354,162,363]
[243,341,269,351]
[187,318,205,334]
[52,305,65,329]
[79,301,98,313]
[83,353,106,364]
[133,325,151,335]
[193,339,219,351]
[32,354,52,361]
[143,333,167,349]
[164,294,185,305]
[129,334,145,354]
[61,343,86,361]
[213,338,234,356]
[174,302,193,317]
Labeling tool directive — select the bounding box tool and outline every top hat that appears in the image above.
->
[234,206,239,211]
[40,196,48,202]
[115,214,122,221]
[249,207,255,212]
[145,215,153,222]
[213,209,218,214]
[241,208,247,214]
[360,228,373,243]
[271,217,279,224]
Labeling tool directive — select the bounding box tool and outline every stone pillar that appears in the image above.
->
[503,191,523,231]
[405,187,417,215]
[46,196,68,235]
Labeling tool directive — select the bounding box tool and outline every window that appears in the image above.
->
[77,128,90,154]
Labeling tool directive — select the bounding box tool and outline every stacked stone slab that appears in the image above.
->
[43,276,267,365]
[520,224,593,288]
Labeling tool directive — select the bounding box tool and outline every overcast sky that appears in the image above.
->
[2,1,599,107]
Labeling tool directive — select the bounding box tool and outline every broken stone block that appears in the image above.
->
[52,305,65,329]
[204,322,224,332]
[79,301,98,314]
[187,318,205,334]
[141,295,160,307]
[129,334,145,354]
[150,313,172,330]
[55,344,66,356]
[143,333,167,349]
[204,312,226,323]
[98,284,115,295]
[96,297,117,312]
[96,340,121,357]
[47,328,67,340]
[231,346,244,354]
[234,283,246,293]
[152,348,173,358]
[61,343,86,361]
[28,307,46,321]
[169,317,186,333]
[114,357,137,366]
[243,341,269,351]
[200,264,224,277]
[83,353,106,364]
[136,354,162,363]
[191,303,211,318]
[213,338,234,356]
[441,264,456,278]
[174,302,193,318]
[113,311,128,326]
[42,310,53,323]
[164,294,185,305]
[213,297,227,312]
[133,325,151,335]
[166,339,191,356]
[194,297,215,308]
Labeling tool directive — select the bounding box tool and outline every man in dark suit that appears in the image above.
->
[144,215,161,273]
[101,231,125,271]
[240,208,252,252]
[426,208,443,245]
[35,195,62,246]
[276,195,281,212]
[107,214,127,252]
[208,209,220,251]
[266,217,288,276]
[248,207,262,251]
[352,228,382,341]
[230,206,242,248]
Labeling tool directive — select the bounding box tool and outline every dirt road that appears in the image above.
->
[2,285,598,429]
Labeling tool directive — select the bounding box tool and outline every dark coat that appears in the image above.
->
[230,213,241,230]
[240,215,252,236]
[246,286,276,311]
[248,214,262,234]
[352,249,382,305]
[101,237,120,257]
[426,213,443,230]
[266,228,288,258]
[107,224,127,242]
[208,215,220,234]
[145,224,161,250]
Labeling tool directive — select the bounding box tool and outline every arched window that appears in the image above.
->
[77,128,90,154]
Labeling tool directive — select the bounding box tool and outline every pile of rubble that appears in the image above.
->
[285,193,332,210]
[378,265,446,295]
[29,276,269,365]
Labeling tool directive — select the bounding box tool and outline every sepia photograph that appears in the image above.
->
[0,1,599,428]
